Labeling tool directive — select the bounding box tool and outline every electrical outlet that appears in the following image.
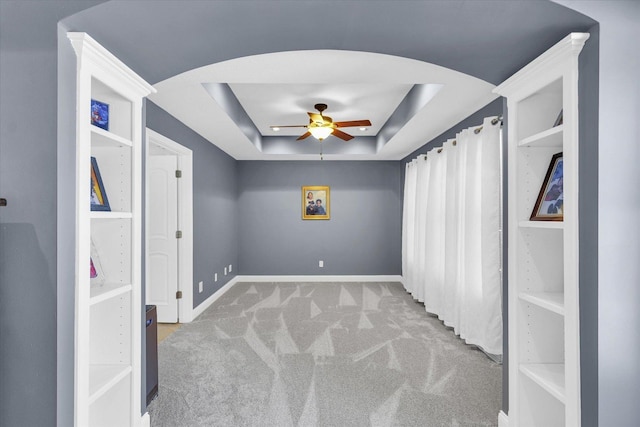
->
[224,267,227,275]
[214,273,218,282]
[319,260,324,268]
[229,264,232,273]
[198,281,203,293]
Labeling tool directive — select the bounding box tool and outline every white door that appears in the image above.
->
[148,154,179,323]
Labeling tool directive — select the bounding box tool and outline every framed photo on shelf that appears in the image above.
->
[302,186,330,220]
[531,152,563,221]
[553,109,563,127]
[90,156,111,211]
[90,99,109,131]
[90,238,106,286]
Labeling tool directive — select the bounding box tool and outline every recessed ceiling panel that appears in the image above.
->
[150,50,498,160]
[228,83,413,137]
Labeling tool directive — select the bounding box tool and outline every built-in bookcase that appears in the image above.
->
[494,33,589,427]
[68,32,155,427]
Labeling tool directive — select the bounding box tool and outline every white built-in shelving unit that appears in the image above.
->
[68,32,155,427]
[494,33,589,427]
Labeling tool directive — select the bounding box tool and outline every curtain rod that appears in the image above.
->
[454,116,503,145]
[473,116,503,135]
[416,115,503,155]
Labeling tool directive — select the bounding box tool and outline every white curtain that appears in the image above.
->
[401,117,503,355]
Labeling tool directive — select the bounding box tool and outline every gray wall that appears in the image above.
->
[58,1,596,88]
[402,98,504,163]
[0,2,102,426]
[576,24,600,427]
[553,1,640,425]
[146,101,238,306]
[0,44,58,427]
[238,161,402,275]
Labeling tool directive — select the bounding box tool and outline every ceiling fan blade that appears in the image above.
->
[270,125,309,128]
[307,112,324,123]
[334,120,372,128]
[332,128,354,141]
[296,131,312,141]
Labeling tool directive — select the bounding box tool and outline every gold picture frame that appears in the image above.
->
[302,186,330,220]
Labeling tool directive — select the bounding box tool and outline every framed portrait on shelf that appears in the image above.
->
[90,99,109,131]
[90,156,111,211]
[302,186,330,220]
[531,152,563,221]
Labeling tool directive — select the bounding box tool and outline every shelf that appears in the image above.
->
[520,292,564,316]
[519,220,563,230]
[88,364,132,404]
[91,126,133,148]
[520,364,565,404]
[494,32,589,427]
[90,211,133,219]
[90,283,132,306]
[70,31,154,427]
[519,125,563,148]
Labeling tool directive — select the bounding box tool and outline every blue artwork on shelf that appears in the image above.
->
[91,99,109,131]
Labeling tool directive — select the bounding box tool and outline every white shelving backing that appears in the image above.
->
[494,32,589,427]
[68,32,155,427]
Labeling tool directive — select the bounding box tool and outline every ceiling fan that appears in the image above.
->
[270,103,372,141]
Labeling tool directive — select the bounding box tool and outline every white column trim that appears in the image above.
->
[141,412,150,427]
[498,411,509,427]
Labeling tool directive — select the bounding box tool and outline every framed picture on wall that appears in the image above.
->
[90,156,111,211]
[531,152,563,221]
[302,186,330,220]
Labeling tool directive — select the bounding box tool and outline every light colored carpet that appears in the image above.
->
[158,323,182,343]
[148,282,501,426]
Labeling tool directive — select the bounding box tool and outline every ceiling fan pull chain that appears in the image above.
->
[320,142,323,160]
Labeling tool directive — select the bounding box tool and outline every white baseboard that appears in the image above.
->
[190,275,403,321]
[141,412,150,427]
[192,276,240,320]
[237,275,403,283]
[498,410,508,427]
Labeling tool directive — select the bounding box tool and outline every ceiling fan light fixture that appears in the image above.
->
[309,126,334,140]
[270,104,370,142]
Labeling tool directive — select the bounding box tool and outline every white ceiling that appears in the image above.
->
[229,83,412,138]
[149,50,498,160]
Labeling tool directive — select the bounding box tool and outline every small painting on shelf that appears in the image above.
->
[90,156,110,211]
[531,152,563,221]
[302,186,330,220]
[90,239,105,286]
[90,258,97,278]
[90,99,109,131]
